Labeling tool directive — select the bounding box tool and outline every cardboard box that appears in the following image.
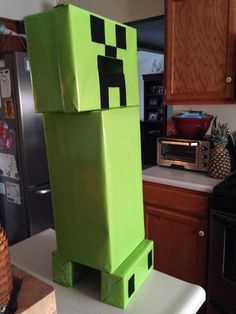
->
[24,4,139,113]
[44,107,144,273]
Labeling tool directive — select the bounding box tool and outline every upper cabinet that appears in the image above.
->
[164,0,236,104]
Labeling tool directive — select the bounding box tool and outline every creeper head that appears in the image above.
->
[25,4,139,113]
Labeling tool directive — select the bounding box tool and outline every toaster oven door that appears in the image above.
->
[158,140,199,170]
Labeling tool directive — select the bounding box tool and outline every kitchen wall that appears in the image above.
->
[0,0,56,19]
[63,0,164,22]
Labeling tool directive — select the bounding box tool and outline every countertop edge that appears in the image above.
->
[142,166,222,193]
[142,174,214,193]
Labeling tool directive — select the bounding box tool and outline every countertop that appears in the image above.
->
[143,166,222,193]
[10,229,206,314]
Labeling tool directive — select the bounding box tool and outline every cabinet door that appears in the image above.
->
[145,205,208,288]
[164,0,236,104]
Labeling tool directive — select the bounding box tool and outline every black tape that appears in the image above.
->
[98,56,127,108]
[116,25,127,49]
[90,15,127,108]
[105,45,117,58]
[128,274,135,298]
[148,250,153,269]
[90,15,105,44]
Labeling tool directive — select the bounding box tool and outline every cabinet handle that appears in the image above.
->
[226,77,232,83]
[199,230,205,237]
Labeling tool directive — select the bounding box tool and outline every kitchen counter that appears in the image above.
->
[10,229,206,314]
[143,166,222,193]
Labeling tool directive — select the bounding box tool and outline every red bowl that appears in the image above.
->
[172,115,214,139]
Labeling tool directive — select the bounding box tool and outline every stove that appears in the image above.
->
[212,171,236,214]
[207,172,236,314]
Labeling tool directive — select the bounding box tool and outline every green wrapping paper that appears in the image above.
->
[101,239,154,308]
[24,4,154,308]
[44,107,144,273]
[24,4,139,113]
[52,250,89,287]
[52,250,76,287]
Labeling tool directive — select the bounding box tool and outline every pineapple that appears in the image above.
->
[208,121,231,179]
[0,226,13,310]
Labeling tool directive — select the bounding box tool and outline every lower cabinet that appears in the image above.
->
[143,180,209,289]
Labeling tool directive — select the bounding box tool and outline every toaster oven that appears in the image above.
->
[157,137,211,172]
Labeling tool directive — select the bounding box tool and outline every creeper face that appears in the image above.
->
[90,15,127,108]
[25,5,139,113]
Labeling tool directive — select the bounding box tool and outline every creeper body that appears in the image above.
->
[25,4,153,308]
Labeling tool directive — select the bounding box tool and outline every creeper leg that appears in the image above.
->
[52,250,89,287]
[101,239,154,308]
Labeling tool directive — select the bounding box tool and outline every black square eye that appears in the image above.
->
[90,15,105,44]
[116,25,126,49]
[128,274,135,298]
[148,250,153,269]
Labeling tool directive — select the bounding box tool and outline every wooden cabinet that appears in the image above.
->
[164,0,236,104]
[143,180,209,288]
[0,18,26,54]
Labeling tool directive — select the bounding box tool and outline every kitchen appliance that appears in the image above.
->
[157,137,210,172]
[140,121,164,165]
[140,73,167,166]
[0,52,54,245]
[228,133,236,171]
[207,172,236,314]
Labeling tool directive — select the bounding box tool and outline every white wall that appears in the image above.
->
[0,0,164,22]
[0,0,56,19]
[138,51,164,120]
[62,0,164,22]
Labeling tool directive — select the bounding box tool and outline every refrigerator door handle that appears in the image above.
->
[35,189,51,195]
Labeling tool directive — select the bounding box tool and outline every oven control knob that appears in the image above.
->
[201,146,209,151]
[201,154,208,159]
[199,230,205,237]
[201,162,207,167]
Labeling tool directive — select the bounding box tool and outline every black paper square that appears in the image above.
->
[90,15,105,44]
[148,250,153,269]
[116,25,126,49]
[128,274,135,298]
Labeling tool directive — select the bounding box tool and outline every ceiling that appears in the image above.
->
[127,16,165,53]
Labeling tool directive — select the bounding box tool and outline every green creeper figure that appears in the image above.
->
[25,4,153,308]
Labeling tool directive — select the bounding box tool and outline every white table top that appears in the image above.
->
[143,166,222,193]
[10,229,205,314]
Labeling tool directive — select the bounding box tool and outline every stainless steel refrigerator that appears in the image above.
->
[0,51,54,244]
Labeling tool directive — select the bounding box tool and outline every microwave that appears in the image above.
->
[157,137,211,172]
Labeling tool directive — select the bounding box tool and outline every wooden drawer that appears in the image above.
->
[143,181,209,219]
